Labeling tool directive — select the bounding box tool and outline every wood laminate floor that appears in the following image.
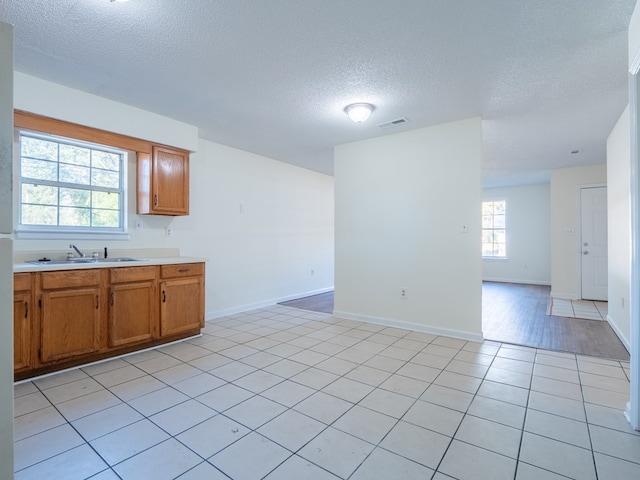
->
[482,282,629,360]
[279,291,334,313]
[280,283,630,360]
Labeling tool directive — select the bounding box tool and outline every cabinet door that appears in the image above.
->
[13,291,31,371]
[152,145,189,215]
[109,281,156,347]
[160,277,203,336]
[41,287,101,363]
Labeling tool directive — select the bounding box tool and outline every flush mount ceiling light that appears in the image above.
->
[110,0,129,3]
[344,103,375,123]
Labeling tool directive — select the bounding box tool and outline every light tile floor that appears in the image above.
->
[13,305,639,480]
[549,298,608,321]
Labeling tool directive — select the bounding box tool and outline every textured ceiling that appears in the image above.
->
[0,0,636,186]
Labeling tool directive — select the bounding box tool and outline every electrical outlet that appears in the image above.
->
[165,227,172,237]
[135,219,143,229]
[460,223,469,233]
[400,288,408,300]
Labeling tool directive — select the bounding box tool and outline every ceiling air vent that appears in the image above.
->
[378,117,409,129]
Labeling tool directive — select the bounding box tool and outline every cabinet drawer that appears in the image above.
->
[110,266,157,283]
[41,269,101,289]
[161,263,204,279]
[14,273,31,291]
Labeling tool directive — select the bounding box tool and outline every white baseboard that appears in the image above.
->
[332,310,484,343]
[482,277,551,286]
[206,287,334,320]
[606,314,631,352]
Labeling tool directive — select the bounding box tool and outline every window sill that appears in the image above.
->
[15,229,130,241]
[482,256,508,262]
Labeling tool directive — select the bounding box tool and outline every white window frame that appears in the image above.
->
[15,130,129,240]
[482,200,507,259]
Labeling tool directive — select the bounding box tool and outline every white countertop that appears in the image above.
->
[14,256,207,273]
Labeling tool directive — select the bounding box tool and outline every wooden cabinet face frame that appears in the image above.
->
[14,262,204,377]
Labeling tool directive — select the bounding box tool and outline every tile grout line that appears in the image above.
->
[19,380,123,479]
[509,347,534,480]
[13,307,635,479]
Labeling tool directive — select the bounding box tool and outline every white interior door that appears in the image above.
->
[581,186,608,301]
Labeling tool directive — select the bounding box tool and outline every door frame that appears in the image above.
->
[579,184,608,301]
[627,64,640,430]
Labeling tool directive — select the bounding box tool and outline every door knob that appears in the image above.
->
[583,250,589,255]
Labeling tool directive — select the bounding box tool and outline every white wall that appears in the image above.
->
[550,164,607,299]
[630,4,640,68]
[483,184,551,285]
[15,73,198,152]
[12,74,335,319]
[607,106,631,348]
[173,139,334,317]
[334,118,483,341]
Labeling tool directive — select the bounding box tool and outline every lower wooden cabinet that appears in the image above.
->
[160,263,205,336]
[13,273,32,372]
[14,261,205,379]
[40,270,101,364]
[109,266,157,347]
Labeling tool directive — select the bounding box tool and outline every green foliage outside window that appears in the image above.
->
[482,200,506,257]
[19,134,124,230]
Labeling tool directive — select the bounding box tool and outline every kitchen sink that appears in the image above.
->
[95,257,142,262]
[28,259,95,265]
[28,257,143,265]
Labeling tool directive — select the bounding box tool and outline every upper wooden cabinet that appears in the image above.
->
[137,145,190,216]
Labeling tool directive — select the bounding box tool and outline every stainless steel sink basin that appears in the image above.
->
[28,257,142,265]
[96,257,142,262]
[28,259,95,265]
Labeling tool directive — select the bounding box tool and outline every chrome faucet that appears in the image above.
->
[69,244,85,258]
